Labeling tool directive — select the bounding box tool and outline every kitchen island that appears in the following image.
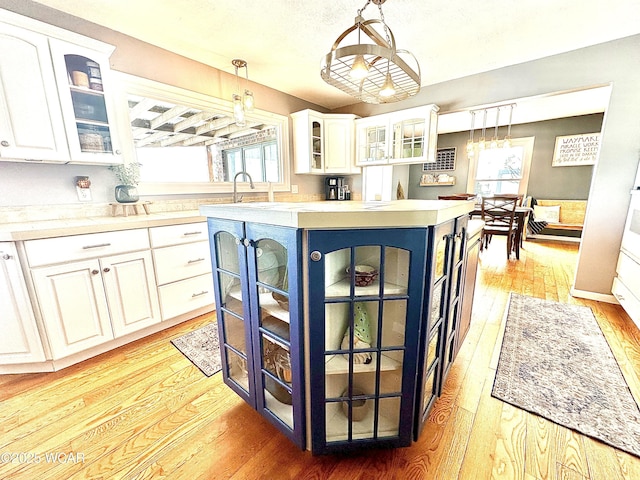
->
[199,200,477,454]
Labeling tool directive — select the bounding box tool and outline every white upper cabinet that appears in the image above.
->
[0,22,69,163]
[355,104,439,166]
[0,10,123,165]
[49,39,123,165]
[291,109,360,175]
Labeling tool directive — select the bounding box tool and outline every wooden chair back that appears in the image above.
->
[481,195,518,231]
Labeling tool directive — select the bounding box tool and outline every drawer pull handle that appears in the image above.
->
[183,231,202,236]
[83,243,111,249]
[192,290,209,297]
[187,258,205,264]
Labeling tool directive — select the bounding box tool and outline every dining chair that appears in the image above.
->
[481,195,520,259]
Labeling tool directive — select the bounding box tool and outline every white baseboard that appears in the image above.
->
[570,287,618,304]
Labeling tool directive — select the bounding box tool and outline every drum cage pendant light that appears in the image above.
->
[320,0,421,104]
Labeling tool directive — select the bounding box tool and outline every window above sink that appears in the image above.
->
[114,72,291,195]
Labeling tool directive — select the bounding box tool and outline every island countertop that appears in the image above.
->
[199,200,474,229]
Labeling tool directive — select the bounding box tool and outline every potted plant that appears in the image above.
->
[109,162,141,203]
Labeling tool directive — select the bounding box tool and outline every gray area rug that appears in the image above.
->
[492,293,640,457]
[171,323,221,377]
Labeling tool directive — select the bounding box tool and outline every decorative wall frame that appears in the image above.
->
[552,133,600,167]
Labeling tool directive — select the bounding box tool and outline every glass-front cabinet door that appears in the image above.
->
[49,39,122,165]
[307,228,428,454]
[207,219,304,449]
[414,220,455,439]
[441,216,468,380]
[355,116,389,166]
[244,223,304,449]
[208,219,254,403]
[388,105,439,164]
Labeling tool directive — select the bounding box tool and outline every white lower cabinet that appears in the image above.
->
[31,259,114,358]
[158,273,214,321]
[2,221,213,371]
[150,223,214,320]
[0,242,46,364]
[31,249,160,358]
[27,228,160,360]
[101,250,161,337]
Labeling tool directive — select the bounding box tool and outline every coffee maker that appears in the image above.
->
[325,176,347,200]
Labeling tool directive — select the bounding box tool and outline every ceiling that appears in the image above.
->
[28,0,640,126]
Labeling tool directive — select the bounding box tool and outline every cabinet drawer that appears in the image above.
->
[153,241,212,285]
[613,277,640,329]
[617,251,640,298]
[25,229,150,267]
[149,222,208,248]
[158,273,215,320]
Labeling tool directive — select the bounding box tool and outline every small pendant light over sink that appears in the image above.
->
[321,0,421,104]
[231,59,254,127]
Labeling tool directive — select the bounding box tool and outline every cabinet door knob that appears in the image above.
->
[103,267,111,273]
[243,238,253,248]
[310,250,322,261]
[2,253,13,260]
[91,269,100,275]
[235,237,241,245]
[1,140,9,147]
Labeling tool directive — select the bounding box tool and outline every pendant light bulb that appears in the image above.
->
[379,73,396,97]
[243,89,254,112]
[467,111,476,157]
[232,93,246,127]
[350,54,370,80]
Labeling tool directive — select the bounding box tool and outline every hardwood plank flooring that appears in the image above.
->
[2,238,640,479]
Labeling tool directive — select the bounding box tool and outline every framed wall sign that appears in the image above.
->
[552,132,600,167]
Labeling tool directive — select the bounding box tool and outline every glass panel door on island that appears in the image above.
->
[207,220,304,449]
[414,220,455,439]
[307,229,427,454]
[208,219,254,402]
[250,237,293,428]
[245,223,304,449]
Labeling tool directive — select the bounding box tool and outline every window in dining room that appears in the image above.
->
[467,136,534,197]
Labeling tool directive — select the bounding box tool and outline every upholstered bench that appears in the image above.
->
[529,199,587,239]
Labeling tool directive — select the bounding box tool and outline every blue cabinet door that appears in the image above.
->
[441,215,468,380]
[207,218,256,405]
[207,219,305,449]
[414,219,455,440]
[307,228,428,454]
[244,222,305,449]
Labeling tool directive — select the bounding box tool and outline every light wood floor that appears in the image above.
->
[2,238,640,480]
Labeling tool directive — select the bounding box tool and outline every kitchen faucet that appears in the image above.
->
[233,171,255,203]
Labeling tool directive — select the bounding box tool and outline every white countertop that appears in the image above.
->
[199,200,475,229]
[0,210,206,241]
